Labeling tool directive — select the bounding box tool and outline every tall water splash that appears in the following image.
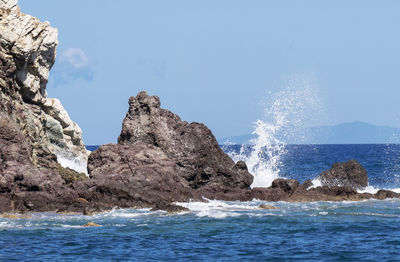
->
[228,76,321,188]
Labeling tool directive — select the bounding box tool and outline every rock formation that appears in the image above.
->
[0,0,92,213]
[87,93,400,207]
[316,159,368,190]
[0,0,88,173]
[87,91,254,204]
[0,0,399,214]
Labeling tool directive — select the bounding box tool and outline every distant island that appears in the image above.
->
[219,121,400,144]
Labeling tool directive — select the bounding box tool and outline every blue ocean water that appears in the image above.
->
[1,144,400,261]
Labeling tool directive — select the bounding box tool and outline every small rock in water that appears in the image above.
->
[259,204,278,210]
[81,222,100,227]
[1,213,31,219]
[150,204,189,214]
[316,159,368,190]
[374,189,400,200]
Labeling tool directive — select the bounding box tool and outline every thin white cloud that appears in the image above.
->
[60,48,90,69]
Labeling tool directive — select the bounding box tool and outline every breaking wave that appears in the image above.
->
[56,151,88,174]
[227,76,321,188]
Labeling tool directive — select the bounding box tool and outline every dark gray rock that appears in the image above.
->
[85,91,254,206]
[117,91,253,190]
[316,160,368,189]
[301,179,313,190]
[374,189,400,200]
[87,142,196,205]
[270,178,300,194]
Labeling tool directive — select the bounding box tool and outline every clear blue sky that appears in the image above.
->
[19,0,400,145]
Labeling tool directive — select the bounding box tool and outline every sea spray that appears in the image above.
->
[56,150,89,175]
[227,76,321,188]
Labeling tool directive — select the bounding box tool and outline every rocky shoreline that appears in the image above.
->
[0,0,399,215]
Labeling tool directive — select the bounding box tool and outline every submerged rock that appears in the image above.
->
[259,204,278,210]
[150,204,190,214]
[81,222,100,227]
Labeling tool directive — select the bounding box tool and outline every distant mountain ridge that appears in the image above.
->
[219,121,400,144]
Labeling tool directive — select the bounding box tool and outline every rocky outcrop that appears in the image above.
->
[0,111,80,213]
[0,0,399,214]
[315,160,368,190]
[0,0,93,213]
[117,91,253,190]
[87,91,254,204]
[87,92,400,207]
[0,0,88,173]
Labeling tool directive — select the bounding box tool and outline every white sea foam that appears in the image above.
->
[175,199,280,219]
[228,76,321,188]
[310,177,322,188]
[358,185,400,194]
[57,153,88,174]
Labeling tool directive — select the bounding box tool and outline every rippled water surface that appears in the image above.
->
[1,199,400,261]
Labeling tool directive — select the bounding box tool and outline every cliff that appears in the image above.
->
[0,0,88,172]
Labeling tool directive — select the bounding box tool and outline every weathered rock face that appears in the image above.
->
[270,178,300,194]
[115,91,253,190]
[0,112,81,213]
[0,0,89,172]
[316,160,368,190]
[87,142,195,205]
[88,91,254,204]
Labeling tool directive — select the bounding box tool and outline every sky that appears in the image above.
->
[19,0,400,145]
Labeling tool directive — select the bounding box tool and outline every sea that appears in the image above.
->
[1,144,400,261]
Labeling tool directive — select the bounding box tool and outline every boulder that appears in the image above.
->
[374,190,400,200]
[316,160,368,189]
[270,178,300,194]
